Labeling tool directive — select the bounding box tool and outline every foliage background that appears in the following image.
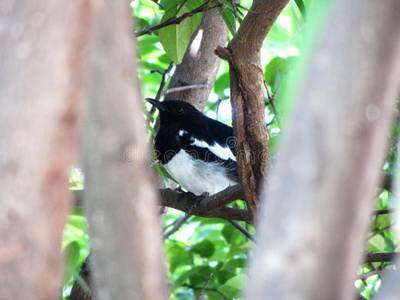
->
[62,0,399,299]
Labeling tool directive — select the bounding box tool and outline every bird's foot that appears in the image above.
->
[172,188,185,207]
[187,192,209,215]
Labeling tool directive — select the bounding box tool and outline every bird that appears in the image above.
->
[146,98,239,196]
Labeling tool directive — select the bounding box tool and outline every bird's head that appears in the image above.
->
[145,98,205,125]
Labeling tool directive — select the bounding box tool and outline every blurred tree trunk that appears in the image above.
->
[72,7,229,298]
[81,0,167,299]
[246,0,400,299]
[0,1,86,299]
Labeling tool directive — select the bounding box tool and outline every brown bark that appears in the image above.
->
[216,0,289,220]
[164,8,229,111]
[0,1,87,299]
[81,0,167,299]
[246,0,400,299]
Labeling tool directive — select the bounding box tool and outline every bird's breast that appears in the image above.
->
[163,150,237,195]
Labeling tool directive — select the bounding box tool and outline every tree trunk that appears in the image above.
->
[164,8,229,111]
[246,0,400,299]
[82,0,167,299]
[216,0,289,219]
[0,1,86,299]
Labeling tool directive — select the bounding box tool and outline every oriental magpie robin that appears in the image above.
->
[146,98,239,196]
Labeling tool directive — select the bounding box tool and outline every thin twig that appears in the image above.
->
[135,1,221,37]
[358,268,388,281]
[163,214,191,239]
[367,224,393,240]
[149,62,174,115]
[264,80,280,126]
[163,84,210,95]
[156,62,174,99]
[372,209,395,216]
[183,284,229,299]
[384,136,400,163]
[150,0,165,9]
[229,220,257,243]
[216,98,223,120]
[196,273,213,300]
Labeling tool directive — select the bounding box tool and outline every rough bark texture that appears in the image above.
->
[0,1,86,299]
[246,1,400,299]
[82,1,167,299]
[164,8,229,111]
[220,0,289,219]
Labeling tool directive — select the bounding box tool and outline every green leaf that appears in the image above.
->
[265,56,285,86]
[215,269,234,285]
[62,241,81,284]
[158,53,172,65]
[265,56,296,91]
[174,267,199,287]
[218,5,236,36]
[218,273,247,298]
[167,243,193,272]
[268,134,280,156]
[137,35,160,53]
[383,234,397,252]
[174,265,213,288]
[185,0,203,32]
[134,17,151,31]
[159,5,193,64]
[189,265,213,287]
[190,239,215,258]
[294,0,306,20]
[222,223,235,243]
[213,73,230,96]
[366,235,385,252]
[220,258,246,271]
[161,0,185,11]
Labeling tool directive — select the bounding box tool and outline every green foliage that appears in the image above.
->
[159,0,203,64]
[62,209,90,298]
[164,214,252,299]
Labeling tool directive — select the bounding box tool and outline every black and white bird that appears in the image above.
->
[146,98,239,196]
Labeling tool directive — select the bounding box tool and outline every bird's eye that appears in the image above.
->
[176,107,184,114]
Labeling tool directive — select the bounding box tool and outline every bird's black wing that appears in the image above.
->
[177,127,238,182]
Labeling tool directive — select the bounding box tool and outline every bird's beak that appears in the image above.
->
[145,98,166,112]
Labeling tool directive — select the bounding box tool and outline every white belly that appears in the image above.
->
[164,150,236,195]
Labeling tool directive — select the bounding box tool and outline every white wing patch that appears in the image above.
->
[191,138,236,161]
[178,129,188,137]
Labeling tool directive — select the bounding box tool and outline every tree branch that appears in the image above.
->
[135,0,221,37]
[229,220,257,243]
[72,184,250,221]
[163,214,191,239]
[372,209,395,216]
[196,273,213,300]
[159,185,252,222]
[215,0,289,219]
[364,252,399,264]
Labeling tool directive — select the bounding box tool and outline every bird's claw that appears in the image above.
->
[172,188,186,207]
[187,192,209,215]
